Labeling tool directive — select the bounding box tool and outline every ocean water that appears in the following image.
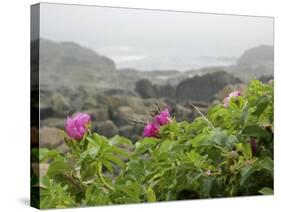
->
[112,54,238,71]
[97,46,238,71]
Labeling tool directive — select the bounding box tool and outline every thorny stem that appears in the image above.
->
[128,118,147,126]
[97,162,114,191]
[63,173,85,192]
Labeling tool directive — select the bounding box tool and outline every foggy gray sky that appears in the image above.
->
[40,3,274,70]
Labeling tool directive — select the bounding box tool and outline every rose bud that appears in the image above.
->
[65,112,91,140]
[142,123,159,137]
[153,108,171,126]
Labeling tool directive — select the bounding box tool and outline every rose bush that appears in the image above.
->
[31,80,274,208]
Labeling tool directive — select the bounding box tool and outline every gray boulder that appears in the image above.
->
[174,105,193,122]
[106,95,147,114]
[155,84,175,98]
[94,120,118,138]
[135,79,158,98]
[86,108,109,122]
[135,79,176,99]
[40,127,64,148]
[41,117,66,129]
[104,89,138,96]
[40,102,53,120]
[112,106,134,127]
[118,125,143,143]
[176,71,241,103]
[50,93,71,117]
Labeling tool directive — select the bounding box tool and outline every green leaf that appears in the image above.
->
[101,159,113,173]
[259,187,273,195]
[242,143,252,158]
[35,148,62,162]
[200,177,214,197]
[116,182,141,202]
[107,146,129,157]
[135,137,159,154]
[81,145,100,160]
[258,156,273,173]
[125,159,146,182]
[147,186,156,202]
[103,153,125,168]
[191,134,208,148]
[108,135,133,146]
[242,125,271,138]
[159,139,172,153]
[80,161,97,181]
[255,96,269,117]
[47,159,72,177]
[40,175,51,188]
[240,106,249,127]
[90,133,109,148]
[211,129,237,149]
[240,165,257,185]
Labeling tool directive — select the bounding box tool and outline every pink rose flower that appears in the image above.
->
[153,108,171,126]
[65,112,91,140]
[223,91,241,107]
[142,123,159,137]
[268,79,273,84]
[229,91,241,97]
[142,109,172,138]
[223,96,230,108]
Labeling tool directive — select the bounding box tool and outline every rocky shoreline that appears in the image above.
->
[35,39,273,152]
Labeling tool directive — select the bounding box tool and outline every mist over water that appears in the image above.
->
[40,3,273,71]
[97,47,238,71]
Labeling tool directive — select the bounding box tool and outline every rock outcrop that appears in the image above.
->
[176,71,241,103]
[40,127,69,153]
[229,45,274,80]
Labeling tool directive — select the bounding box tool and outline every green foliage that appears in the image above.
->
[34,80,274,208]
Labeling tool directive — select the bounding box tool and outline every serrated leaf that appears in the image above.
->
[109,135,133,146]
[258,156,273,173]
[40,175,51,188]
[240,106,249,127]
[91,133,109,148]
[240,165,257,185]
[36,148,62,162]
[242,142,252,158]
[259,187,273,195]
[103,153,125,168]
[80,161,97,181]
[159,139,172,153]
[108,146,129,157]
[101,159,113,173]
[255,96,269,117]
[135,137,159,154]
[243,125,271,138]
[200,177,214,197]
[47,159,72,177]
